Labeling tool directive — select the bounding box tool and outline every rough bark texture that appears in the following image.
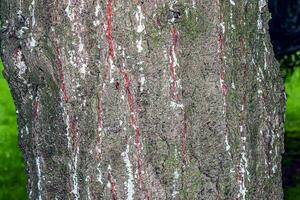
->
[0,0,285,199]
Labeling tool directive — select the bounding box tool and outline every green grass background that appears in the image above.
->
[0,57,299,199]
[0,61,27,199]
[285,67,300,133]
[283,58,300,200]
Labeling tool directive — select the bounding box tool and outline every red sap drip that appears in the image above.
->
[55,47,69,103]
[108,170,117,200]
[32,97,39,121]
[121,69,143,182]
[105,0,114,58]
[69,116,78,149]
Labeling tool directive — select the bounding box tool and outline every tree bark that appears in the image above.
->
[0,0,285,199]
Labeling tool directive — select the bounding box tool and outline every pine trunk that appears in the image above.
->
[0,0,285,199]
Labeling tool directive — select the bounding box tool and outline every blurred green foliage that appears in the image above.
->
[284,67,300,132]
[285,184,300,200]
[281,51,300,200]
[0,61,27,199]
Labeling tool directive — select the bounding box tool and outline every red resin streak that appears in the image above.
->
[121,69,142,181]
[95,95,103,159]
[55,46,69,103]
[105,0,114,58]
[53,0,60,23]
[104,0,144,190]
[169,25,178,100]
[169,25,187,163]
[108,171,117,200]
[69,116,78,149]
[52,7,68,102]
[32,97,39,121]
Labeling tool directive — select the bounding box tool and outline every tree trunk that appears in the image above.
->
[0,0,285,199]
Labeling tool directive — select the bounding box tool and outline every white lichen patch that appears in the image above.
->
[121,95,125,101]
[25,125,29,134]
[257,89,263,95]
[28,33,38,51]
[192,0,196,8]
[135,5,145,33]
[140,74,145,92]
[26,0,38,52]
[229,0,235,6]
[15,10,29,38]
[65,0,72,19]
[257,15,263,30]
[29,0,36,27]
[65,0,89,76]
[257,0,267,31]
[230,10,235,30]
[184,8,189,17]
[220,22,225,34]
[121,145,135,200]
[170,101,184,109]
[108,56,116,83]
[170,44,179,68]
[135,5,146,98]
[29,36,37,48]
[259,0,267,12]
[95,2,100,17]
[35,155,43,200]
[13,49,27,80]
[225,135,231,151]
[231,82,236,89]
[136,37,143,53]
[238,151,250,200]
[65,114,71,149]
[171,169,180,198]
[97,164,103,184]
[69,149,79,200]
[93,20,101,27]
[61,104,79,200]
[135,5,145,55]
[263,41,269,70]
[238,104,250,200]
[85,176,91,200]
